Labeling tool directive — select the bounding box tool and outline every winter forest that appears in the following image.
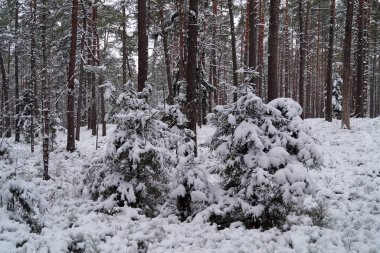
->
[1,0,380,252]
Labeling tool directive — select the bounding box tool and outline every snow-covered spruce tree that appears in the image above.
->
[0,171,47,233]
[89,83,177,216]
[208,91,323,229]
[332,73,343,119]
[0,139,12,164]
[18,88,41,142]
[168,137,214,221]
[159,104,213,221]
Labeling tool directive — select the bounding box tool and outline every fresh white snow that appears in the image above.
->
[1,118,380,252]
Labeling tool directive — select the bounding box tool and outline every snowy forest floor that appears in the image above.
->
[1,118,380,253]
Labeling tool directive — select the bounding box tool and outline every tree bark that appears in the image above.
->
[159,2,174,105]
[15,0,20,142]
[305,0,311,118]
[267,0,279,102]
[138,0,148,92]
[178,0,186,81]
[248,0,257,89]
[30,0,37,152]
[228,0,238,102]
[284,0,290,98]
[76,0,86,141]
[66,0,78,152]
[298,0,305,116]
[211,0,218,109]
[0,51,10,138]
[363,0,371,116]
[122,2,127,84]
[41,0,50,180]
[91,5,97,136]
[257,0,264,99]
[325,0,335,122]
[342,0,354,129]
[97,27,106,137]
[186,0,198,156]
[355,0,365,117]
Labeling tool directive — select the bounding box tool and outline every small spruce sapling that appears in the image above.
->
[332,73,343,119]
[160,104,213,220]
[89,83,176,216]
[208,91,323,229]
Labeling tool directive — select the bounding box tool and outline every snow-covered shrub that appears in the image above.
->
[168,138,214,221]
[0,139,12,164]
[89,83,177,216]
[0,171,47,233]
[157,104,214,220]
[18,88,41,142]
[332,73,343,118]
[207,92,323,229]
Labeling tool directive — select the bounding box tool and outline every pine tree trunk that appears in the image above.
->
[267,0,279,102]
[298,0,305,117]
[159,2,174,105]
[66,0,78,152]
[41,0,50,180]
[138,0,148,92]
[342,0,354,129]
[97,29,106,137]
[186,0,198,156]
[305,0,311,118]
[212,0,218,109]
[87,17,92,130]
[257,0,264,99]
[248,0,257,89]
[31,0,39,120]
[15,0,20,142]
[284,0,290,98]
[370,26,377,118]
[178,0,186,81]
[228,0,238,102]
[0,51,10,138]
[91,6,97,136]
[76,1,86,141]
[30,0,37,152]
[363,0,371,116]
[325,0,335,122]
[122,2,128,84]
[355,0,365,117]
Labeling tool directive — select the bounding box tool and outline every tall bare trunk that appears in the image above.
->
[66,0,78,152]
[76,1,86,141]
[30,0,37,152]
[298,0,305,116]
[91,5,97,136]
[122,2,127,84]
[159,1,174,105]
[284,0,290,98]
[342,0,354,129]
[186,0,198,156]
[355,0,365,117]
[305,0,311,118]
[325,0,335,122]
[363,0,371,116]
[212,0,218,108]
[0,51,10,138]
[228,0,238,102]
[15,0,20,142]
[257,0,264,99]
[178,0,186,81]
[267,0,279,102]
[138,0,148,92]
[248,0,257,89]
[41,0,50,180]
